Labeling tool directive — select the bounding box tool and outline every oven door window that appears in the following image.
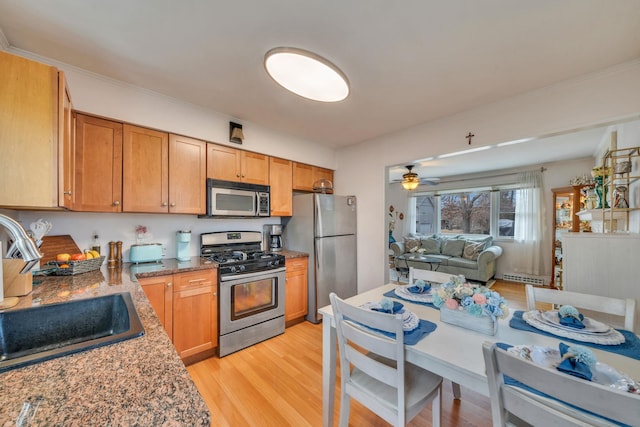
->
[231,278,277,320]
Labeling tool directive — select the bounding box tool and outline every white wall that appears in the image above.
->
[336,59,640,293]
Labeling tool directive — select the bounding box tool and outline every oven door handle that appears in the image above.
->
[220,267,286,281]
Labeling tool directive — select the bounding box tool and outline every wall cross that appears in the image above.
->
[466,132,475,145]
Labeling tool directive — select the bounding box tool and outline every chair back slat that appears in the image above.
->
[525,284,636,332]
[409,267,452,285]
[483,341,640,427]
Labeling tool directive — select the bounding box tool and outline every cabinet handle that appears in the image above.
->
[236,173,241,178]
[242,174,245,178]
[162,202,168,207]
[188,278,207,284]
[112,201,120,206]
[167,282,173,287]
[64,191,72,196]
[170,202,175,207]
[213,292,217,296]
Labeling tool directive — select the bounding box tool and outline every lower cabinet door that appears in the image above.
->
[139,275,173,340]
[173,285,217,359]
[285,258,308,322]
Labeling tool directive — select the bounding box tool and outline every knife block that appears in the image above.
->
[2,259,33,297]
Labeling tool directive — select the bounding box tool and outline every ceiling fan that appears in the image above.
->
[392,165,440,190]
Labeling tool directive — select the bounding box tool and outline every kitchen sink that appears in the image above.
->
[0,292,144,372]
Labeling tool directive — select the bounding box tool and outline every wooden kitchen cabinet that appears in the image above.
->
[122,124,169,213]
[285,257,308,324]
[58,74,75,209]
[206,143,270,185]
[173,269,218,359]
[138,274,174,340]
[139,269,218,361]
[0,51,70,208]
[292,162,334,192]
[72,114,123,212]
[169,134,207,214]
[269,157,293,216]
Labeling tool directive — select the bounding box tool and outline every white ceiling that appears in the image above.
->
[1,1,640,177]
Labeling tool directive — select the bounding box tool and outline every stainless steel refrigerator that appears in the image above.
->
[283,193,357,323]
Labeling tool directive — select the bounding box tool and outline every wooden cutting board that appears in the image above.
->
[39,235,81,264]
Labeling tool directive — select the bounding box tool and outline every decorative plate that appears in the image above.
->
[522,311,625,345]
[539,310,612,334]
[394,285,437,303]
[507,344,639,393]
[360,302,420,332]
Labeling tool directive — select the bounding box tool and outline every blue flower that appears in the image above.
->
[460,296,474,307]
[432,293,444,308]
[466,303,483,317]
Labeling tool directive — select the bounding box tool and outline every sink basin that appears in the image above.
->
[0,292,145,372]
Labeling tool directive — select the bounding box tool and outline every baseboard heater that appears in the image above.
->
[502,273,547,286]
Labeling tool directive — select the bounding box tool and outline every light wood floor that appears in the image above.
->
[187,280,529,426]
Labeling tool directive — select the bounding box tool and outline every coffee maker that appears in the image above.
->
[176,230,191,261]
[263,224,283,252]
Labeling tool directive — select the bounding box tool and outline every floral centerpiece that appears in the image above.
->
[432,275,509,335]
[590,166,611,178]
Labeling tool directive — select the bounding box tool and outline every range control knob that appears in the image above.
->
[239,264,246,272]
[229,266,237,274]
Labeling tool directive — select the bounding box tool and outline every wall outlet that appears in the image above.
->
[162,245,167,257]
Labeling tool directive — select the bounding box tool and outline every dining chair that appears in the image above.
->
[329,292,442,427]
[525,284,636,332]
[409,267,464,400]
[482,341,640,427]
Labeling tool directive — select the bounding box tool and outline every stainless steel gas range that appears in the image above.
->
[201,231,286,357]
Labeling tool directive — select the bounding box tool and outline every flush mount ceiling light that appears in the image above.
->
[264,47,349,102]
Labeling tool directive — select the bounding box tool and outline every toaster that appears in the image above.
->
[129,243,163,264]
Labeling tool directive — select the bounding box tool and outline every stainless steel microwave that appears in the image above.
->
[206,179,270,217]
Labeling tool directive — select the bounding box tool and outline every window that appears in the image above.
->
[412,187,517,239]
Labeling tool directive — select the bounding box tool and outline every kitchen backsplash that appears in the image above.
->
[11,210,281,261]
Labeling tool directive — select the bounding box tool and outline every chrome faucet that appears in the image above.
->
[1,214,42,274]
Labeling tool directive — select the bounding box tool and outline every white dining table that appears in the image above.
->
[318,283,640,427]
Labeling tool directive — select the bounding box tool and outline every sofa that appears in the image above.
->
[390,234,502,283]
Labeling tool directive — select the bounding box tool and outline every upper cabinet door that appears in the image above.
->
[58,73,74,209]
[123,124,169,213]
[206,143,269,185]
[0,51,60,208]
[240,151,269,185]
[206,143,241,181]
[292,162,314,191]
[169,134,206,214]
[73,114,123,212]
[269,157,292,216]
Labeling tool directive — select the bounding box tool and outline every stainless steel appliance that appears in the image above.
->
[262,224,283,252]
[283,194,357,323]
[200,231,285,357]
[206,179,270,217]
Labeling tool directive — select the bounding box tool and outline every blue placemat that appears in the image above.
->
[510,311,640,360]
[496,342,630,427]
[365,319,437,346]
[383,289,439,310]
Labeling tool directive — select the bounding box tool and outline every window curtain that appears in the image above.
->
[514,170,546,276]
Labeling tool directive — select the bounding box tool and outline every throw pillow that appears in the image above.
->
[403,237,421,253]
[463,241,485,261]
[463,235,493,250]
[441,239,465,257]
[420,237,440,254]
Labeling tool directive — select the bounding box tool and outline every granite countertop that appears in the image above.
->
[0,257,215,426]
[277,249,309,259]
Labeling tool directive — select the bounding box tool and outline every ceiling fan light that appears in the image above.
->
[264,47,349,102]
[401,165,420,190]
